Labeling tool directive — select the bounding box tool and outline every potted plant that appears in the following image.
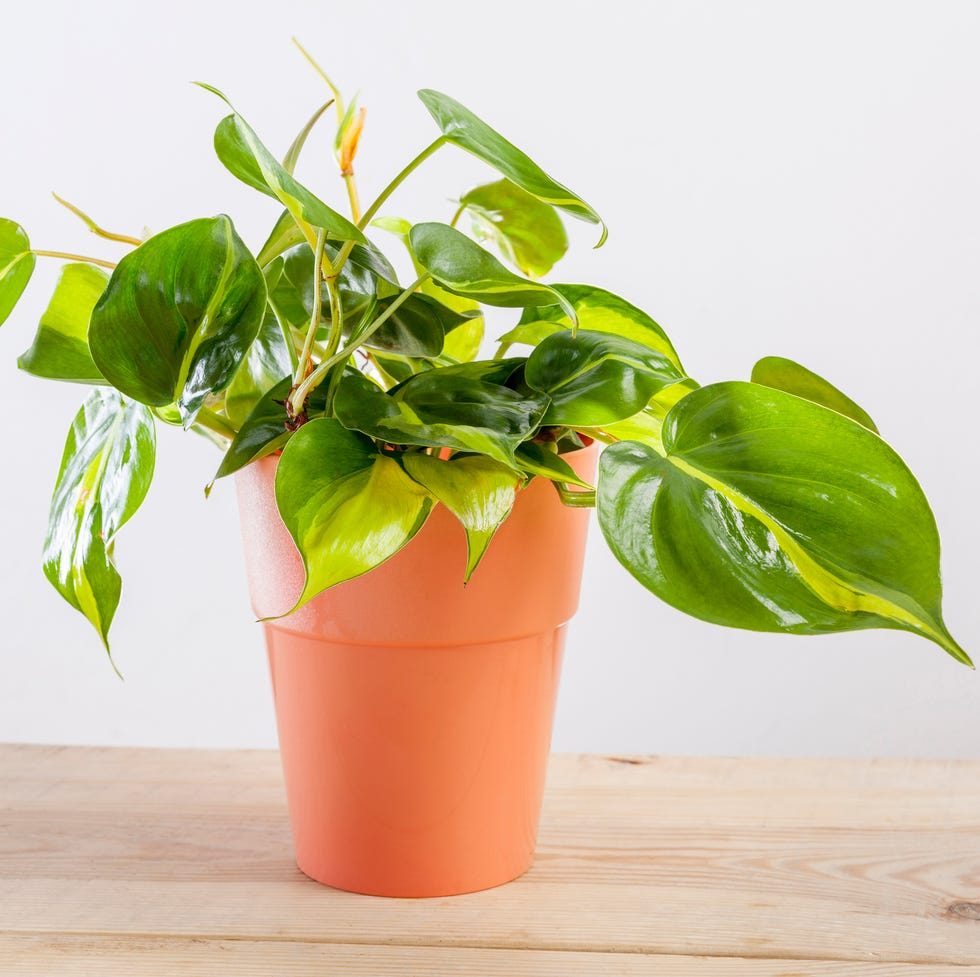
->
[0,46,970,897]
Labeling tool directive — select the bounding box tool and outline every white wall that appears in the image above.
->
[1,0,977,757]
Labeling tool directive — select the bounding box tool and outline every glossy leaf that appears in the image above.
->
[334,364,547,468]
[0,218,35,327]
[356,292,462,358]
[274,418,432,611]
[409,222,576,324]
[597,382,968,664]
[526,330,686,426]
[515,441,593,488]
[402,452,520,580]
[213,376,292,481]
[502,285,683,369]
[89,216,267,423]
[43,388,155,654]
[224,308,293,426]
[202,85,366,244]
[752,356,878,433]
[18,263,107,383]
[418,90,606,244]
[460,178,568,277]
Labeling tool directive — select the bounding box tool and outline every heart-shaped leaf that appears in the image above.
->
[751,355,878,433]
[525,330,686,426]
[418,90,606,244]
[460,178,568,277]
[409,222,575,323]
[597,381,968,665]
[501,285,683,369]
[43,388,155,657]
[402,452,520,580]
[18,263,107,383]
[334,362,547,469]
[213,376,293,482]
[0,218,35,327]
[88,216,267,423]
[200,84,366,245]
[275,417,433,612]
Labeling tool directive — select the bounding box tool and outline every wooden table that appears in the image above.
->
[1,745,978,974]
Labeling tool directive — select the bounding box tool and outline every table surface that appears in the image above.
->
[1,745,979,975]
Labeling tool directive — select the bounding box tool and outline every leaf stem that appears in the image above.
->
[294,228,328,386]
[52,194,142,246]
[194,407,238,439]
[359,137,446,230]
[449,202,466,228]
[31,250,116,270]
[289,272,429,414]
[553,483,597,508]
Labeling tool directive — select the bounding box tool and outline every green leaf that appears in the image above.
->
[460,178,568,277]
[356,292,460,358]
[409,222,576,323]
[751,355,878,433]
[402,452,520,581]
[501,285,683,370]
[525,330,686,426]
[18,263,107,383]
[204,88,366,244]
[418,90,606,245]
[334,363,547,469]
[88,216,267,423]
[282,99,335,175]
[515,441,593,489]
[274,418,433,611]
[597,381,969,665]
[43,388,155,656]
[224,308,293,427]
[213,376,293,482]
[0,218,35,327]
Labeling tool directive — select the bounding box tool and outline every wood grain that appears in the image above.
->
[1,744,978,974]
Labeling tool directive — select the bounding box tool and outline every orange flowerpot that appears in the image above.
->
[235,446,595,897]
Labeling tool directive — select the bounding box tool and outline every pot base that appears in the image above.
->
[266,622,567,898]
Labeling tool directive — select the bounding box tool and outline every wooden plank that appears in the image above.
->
[2,936,980,977]
[1,745,979,967]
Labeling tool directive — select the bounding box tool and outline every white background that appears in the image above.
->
[0,0,977,756]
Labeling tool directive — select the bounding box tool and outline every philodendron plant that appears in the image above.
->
[0,49,970,671]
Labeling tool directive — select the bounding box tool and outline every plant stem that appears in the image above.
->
[52,193,142,246]
[344,174,362,223]
[553,483,597,508]
[31,250,116,270]
[195,407,238,439]
[289,273,429,413]
[359,137,446,230]
[293,228,328,386]
[449,202,466,228]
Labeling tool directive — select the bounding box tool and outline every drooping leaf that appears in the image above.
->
[18,263,107,383]
[0,218,35,327]
[224,308,294,426]
[402,452,520,580]
[274,418,433,611]
[43,388,155,655]
[88,216,267,423]
[751,355,878,433]
[200,84,366,244]
[596,381,969,665]
[501,285,683,369]
[409,222,576,324]
[525,330,686,426]
[334,363,547,469]
[418,90,606,244]
[515,441,594,489]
